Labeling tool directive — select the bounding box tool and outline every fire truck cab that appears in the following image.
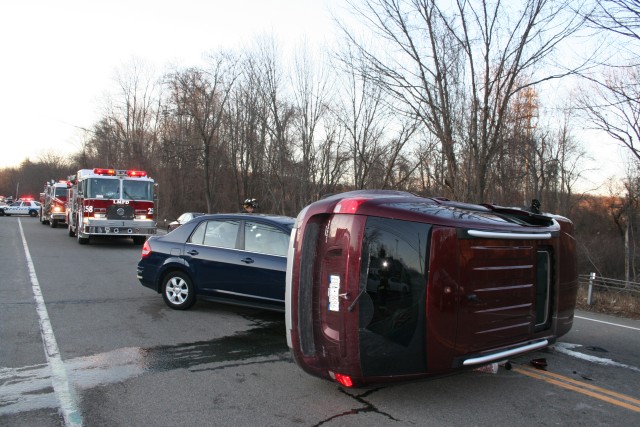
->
[39,180,70,228]
[67,168,157,245]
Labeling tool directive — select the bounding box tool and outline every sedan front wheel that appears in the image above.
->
[161,271,196,310]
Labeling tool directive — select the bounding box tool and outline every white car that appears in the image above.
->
[0,200,42,217]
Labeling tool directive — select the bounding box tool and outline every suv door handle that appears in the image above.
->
[187,250,199,256]
[241,257,254,264]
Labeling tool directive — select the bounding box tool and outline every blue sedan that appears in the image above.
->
[137,213,294,310]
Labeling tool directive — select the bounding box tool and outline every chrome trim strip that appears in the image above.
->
[468,230,552,240]
[462,340,549,366]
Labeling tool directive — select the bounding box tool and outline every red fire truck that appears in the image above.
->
[39,180,70,228]
[66,168,157,245]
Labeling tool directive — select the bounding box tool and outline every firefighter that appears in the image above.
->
[242,198,258,213]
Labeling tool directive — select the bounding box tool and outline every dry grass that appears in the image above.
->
[575,286,640,320]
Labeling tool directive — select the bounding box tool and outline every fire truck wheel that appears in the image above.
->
[162,271,196,310]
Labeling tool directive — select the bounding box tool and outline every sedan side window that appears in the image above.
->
[189,220,240,248]
[189,221,206,245]
[244,221,289,256]
[204,220,240,248]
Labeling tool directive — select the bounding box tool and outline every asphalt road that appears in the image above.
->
[1,216,639,426]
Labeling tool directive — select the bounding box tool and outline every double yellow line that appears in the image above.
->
[513,365,640,413]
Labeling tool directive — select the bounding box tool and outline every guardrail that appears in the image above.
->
[578,273,640,305]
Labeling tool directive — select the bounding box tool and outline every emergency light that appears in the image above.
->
[91,168,147,178]
[93,168,116,176]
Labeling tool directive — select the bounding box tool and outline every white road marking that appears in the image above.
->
[555,342,640,373]
[18,219,83,426]
[575,315,640,332]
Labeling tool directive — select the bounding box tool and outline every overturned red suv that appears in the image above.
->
[285,190,578,387]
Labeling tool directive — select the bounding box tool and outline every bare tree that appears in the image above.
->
[106,58,162,170]
[291,41,334,209]
[226,56,267,210]
[549,109,590,216]
[339,0,589,202]
[335,44,389,189]
[169,52,240,213]
[579,0,640,163]
[37,150,71,173]
[587,0,640,42]
[249,36,296,214]
[580,66,640,163]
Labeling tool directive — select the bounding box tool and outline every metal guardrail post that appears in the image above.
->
[587,272,596,305]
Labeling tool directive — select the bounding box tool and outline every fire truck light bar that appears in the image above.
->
[91,168,147,178]
[94,168,116,176]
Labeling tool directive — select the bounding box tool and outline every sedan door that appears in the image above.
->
[183,219,245,296]
[231,220,290,305]
[6,202,27,215]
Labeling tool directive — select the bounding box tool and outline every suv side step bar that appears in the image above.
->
[461,340,549,366]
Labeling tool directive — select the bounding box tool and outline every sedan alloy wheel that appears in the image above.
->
[162,271,196,310]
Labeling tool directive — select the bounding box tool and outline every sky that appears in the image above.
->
[0,0,335,168]
[0,0,629,194]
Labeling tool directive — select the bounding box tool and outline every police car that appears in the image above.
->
[0,200,42,217]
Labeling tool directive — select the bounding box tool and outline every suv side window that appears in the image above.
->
[244,221,289,256]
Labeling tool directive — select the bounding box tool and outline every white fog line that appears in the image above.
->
[575,315,640,332]
[18,219,83,427]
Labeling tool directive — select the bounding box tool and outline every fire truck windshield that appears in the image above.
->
[86,178,120,199]
[122,180,153,201]
[54,187,67,197]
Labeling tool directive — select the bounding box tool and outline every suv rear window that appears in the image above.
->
[358,217,431,376]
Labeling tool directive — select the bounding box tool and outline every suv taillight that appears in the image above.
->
[333,198,369,214]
